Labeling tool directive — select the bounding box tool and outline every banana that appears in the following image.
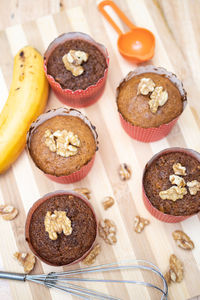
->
[0,46,49,173]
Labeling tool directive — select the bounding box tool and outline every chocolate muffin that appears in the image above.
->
[25,191,97,266]
[117,66,187,128]
[27,108,98,177]
[46,34,107,91]
[143,150,200,216]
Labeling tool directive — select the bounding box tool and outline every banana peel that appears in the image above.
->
[0,46,49,173]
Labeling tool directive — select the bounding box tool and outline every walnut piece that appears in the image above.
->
[164,270,171,285]
[169,175,186,187]
[0,205,18,220]
[73,187,91,200]
[172,163,187,176]
[102,196,114,210]
[119,163,131,181]
[99,219,117,245]
[164,254,184,285]
[82,244,101,265]
[169,254,184,283]
[44,129,80,158]
[134,216,149,233]
[149,86,168,113]
[159,186,187,201]
[187,180,200,195]
[172,230,194,250]
[44,210,72,240]
[62,50,88,77]
[14,252,36,273]
[137,78,155,95]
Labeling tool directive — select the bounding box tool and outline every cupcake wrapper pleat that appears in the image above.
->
[46,155,95,184]
[119,113,179,143]
[142,187,190,223]
[44,68,108,108]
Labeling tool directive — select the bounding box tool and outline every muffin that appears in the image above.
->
[117,66,187,142]
[143,148,200,222]
[25,191,97,266]
[44,32,109,108]
[27,108,98,184]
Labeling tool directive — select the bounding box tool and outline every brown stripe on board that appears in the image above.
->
[0,167,52,300]
[0,30,13,85]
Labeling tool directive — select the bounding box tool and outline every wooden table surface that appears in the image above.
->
[0,0,200,299]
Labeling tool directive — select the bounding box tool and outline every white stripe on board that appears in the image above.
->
[5,24,28,55]
[36,15,58,50]
[0,68,9,113]
[65,6,90,34]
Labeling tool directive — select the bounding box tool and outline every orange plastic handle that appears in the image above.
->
[98,0,135,36]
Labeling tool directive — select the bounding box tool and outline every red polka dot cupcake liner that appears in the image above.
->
[44,32,109,108]
[142,147,200,223]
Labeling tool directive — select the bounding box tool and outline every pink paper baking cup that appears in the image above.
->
[44,32,109,108]
[25,190,98,266]
[142,147,200,223]
[119,113,179,143]
[117,66,187,143]
[27,107,98,184]
[46,155,95,184]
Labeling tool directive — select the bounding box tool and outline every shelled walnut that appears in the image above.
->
[159,186,187,202]
[119,163,131,181]
[74,187,91,200]
[134,216,149,233]
[14,252,36,273]
[62,50,88,76]
[44,210,72,240]
[102,196,114,210]
[82,244,101,265]
[137,78,155,95]
[172,230,194,250]
[164,254,184,285]
[0,205,18,220]
[98,219,117,245]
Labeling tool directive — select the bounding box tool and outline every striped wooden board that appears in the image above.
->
[0,1,200,299]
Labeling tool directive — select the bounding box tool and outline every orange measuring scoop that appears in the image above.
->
[98,0,155,63]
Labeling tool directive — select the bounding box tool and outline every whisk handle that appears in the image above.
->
[0,271,26,281]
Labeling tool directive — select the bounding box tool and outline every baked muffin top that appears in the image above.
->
[117,67,186,128]
[28,193,97,266]
[46,38,107,91]
[29,114,97,176]
[143,151,200,216]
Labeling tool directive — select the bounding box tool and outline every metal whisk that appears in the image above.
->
[0,260,168,299]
